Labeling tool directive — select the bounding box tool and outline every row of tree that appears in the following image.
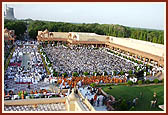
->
[28,20,164,44]
[4,19,164,44]
[4,19,27,40]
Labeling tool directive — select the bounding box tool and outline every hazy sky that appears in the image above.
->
[4,2,165,30]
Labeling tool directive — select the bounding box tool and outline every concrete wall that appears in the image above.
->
[4,98,66,106]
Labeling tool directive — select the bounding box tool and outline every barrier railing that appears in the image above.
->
[77,89,96,111]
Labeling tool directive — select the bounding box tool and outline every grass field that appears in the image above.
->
[102,84,164,111]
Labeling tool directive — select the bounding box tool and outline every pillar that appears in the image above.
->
[135,55,138,59]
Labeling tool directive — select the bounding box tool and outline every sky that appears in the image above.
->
[3,2,165,30]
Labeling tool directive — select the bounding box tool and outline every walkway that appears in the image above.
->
[21,53,31,70]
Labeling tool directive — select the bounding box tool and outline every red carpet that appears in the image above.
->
[10,63,21,66]
[15,82,32,84]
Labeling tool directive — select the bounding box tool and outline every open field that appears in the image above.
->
[102,84,164,111]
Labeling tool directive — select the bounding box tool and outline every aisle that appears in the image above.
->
[21,53,31,70]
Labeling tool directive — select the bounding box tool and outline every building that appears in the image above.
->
[37,30,109,47]
[67,32,108,47]
[37,29,164,67]
[4,5,16,20]
[4,28,16,44]
[107,36,164,67]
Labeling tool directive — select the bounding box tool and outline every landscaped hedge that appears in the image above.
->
[128,70,133,74]
[127,80,133,86]
[53,71,58,77]
[153,79,159,84]
[90,83,96,87]
[41,55,50,75]
[39,47,51,75]
[4,46,15,72]
[145,79,150,84]
[4,45,14,62]
[48,63,52,67]
[138,80,143,85]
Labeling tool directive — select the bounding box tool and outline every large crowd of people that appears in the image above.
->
[4,41,164,111]
[43,44,164,82]
[4,41,49,96]
[5,42,46,84]
[44,45,137,76]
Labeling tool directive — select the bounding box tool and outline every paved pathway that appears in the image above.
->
[21,53,31,70]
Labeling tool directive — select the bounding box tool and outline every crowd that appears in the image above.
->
[77,86,107,111]
[4,41,48,96]
[5,42,46,84]
[44,45,137,76]
[44,75,127,89]
[4,41,164,111]
[43,44,164,82]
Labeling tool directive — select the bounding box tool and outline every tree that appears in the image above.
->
[26,20,164,44]
[90,83,96,88]
[139,32,143,40]
[48,63,52,67]
[152,36,158,43]
[62,72,68,77]
[4,19,27,40]
[128,70,133,75]
[153,79,159,84]
[120,71,124,75]
[127,80,133,86]
[138,80,142,85]
[72,72,78,77]
[83,72,89,76]
[53,71,58,77]
[113,71,117,76]
[145,79,150,84]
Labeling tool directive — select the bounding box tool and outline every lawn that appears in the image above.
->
[102,84,164,111]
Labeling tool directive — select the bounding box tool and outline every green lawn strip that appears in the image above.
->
[102,85,164,111]
[4,46,15,72]
[38,48,51,75]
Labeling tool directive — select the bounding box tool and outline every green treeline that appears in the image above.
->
[4,19,164,44]
[28,20,164,44]
[4,19,27,40]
